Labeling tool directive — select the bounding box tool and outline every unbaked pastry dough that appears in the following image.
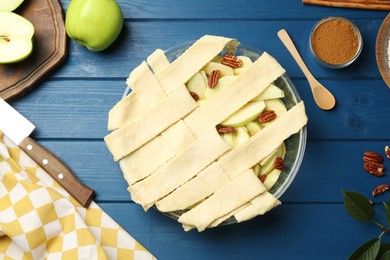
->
[104,35,308,231]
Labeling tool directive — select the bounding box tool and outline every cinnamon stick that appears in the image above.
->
[302,0,390,11]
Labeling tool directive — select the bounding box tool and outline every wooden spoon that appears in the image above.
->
[277,29,336,110]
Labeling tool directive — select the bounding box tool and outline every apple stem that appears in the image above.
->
[0,36,10,42]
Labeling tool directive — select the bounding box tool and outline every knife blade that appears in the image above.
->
[0,98,94,207]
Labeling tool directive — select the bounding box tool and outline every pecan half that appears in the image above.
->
[259,175,266,182]
[274,157,285,170]
[258,110,276,123]
[372,184,390,197]
[208,70,220,88]
[217,126,237,134]
[385,146,390,159]
[189,91,200,101]
[364,162,385,177]
[363,151,383,164]
[221,54,243,68]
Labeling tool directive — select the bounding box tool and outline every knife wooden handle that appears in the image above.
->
[19,136,94,207]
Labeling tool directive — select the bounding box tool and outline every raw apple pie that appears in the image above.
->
[104,35,308,232]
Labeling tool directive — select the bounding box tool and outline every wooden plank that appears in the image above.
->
[59,0,388,19]
[51,20,384,79]
[38,140,390,204]
[9,79,390,140]
[100,202,385,259]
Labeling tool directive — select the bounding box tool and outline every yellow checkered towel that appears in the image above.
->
[0,132,156,259]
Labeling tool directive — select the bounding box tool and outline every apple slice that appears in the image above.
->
[235,127,250,146]
[259,148,278,166]
[186,70,207,99]
[252,83,285,101]
[261,99,287,127]
[259,153,277,176]
[204,76,237,99]
[203,62,234,77]
[234,56,253,75]
[221,132,237,147]
[277,142,286,158]
[0,0,24,11]
[0,12,34,64]
[245,121,262,136]
[221,100,266,127]
[263,169,282,190]
[253,164,261,176]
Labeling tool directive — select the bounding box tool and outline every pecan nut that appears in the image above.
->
[364,162,385,177]
[372,184,390,197]
[208,70,220,88]
[259,175,267,182]
[274,157,285,170]
[258,110,276,123]
[385,146,390,159]
[189,91,200,101]
[221,54,243,68]
[217,126,237,134]
[363,151,383,163]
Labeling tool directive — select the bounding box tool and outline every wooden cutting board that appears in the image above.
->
[0,0,68,101]
[302,0,390,10]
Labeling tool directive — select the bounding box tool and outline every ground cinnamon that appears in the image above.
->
[311,18,360,65]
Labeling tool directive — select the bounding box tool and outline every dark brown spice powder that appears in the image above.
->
[311,18,359,65]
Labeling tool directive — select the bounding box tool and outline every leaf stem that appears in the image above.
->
[372,220,390,233]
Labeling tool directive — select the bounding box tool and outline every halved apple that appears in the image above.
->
[0,0,24,11]
[186,70,207,99]
[204,76,237,99]
[253,83,285,101]
[203,61,234,77]
[0,12,34,64]
[221,100,266,127]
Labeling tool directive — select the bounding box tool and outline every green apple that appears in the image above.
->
[65,0,123,52]
[253,163,261,176]
[0,12,34,64]
[221,100,265,127]
[263,168,282,190]
[186,70,207,100]
[0,0,24,11]
[252,83,285,101]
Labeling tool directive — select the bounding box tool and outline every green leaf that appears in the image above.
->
[348,238,380,260]
[378,243,390,260]
[384,198,390,227]
[342,191,374,222]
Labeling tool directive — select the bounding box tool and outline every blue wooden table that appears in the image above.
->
[10,1,390,259]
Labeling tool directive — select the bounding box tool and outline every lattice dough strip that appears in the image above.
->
[128,130,230,210]
[178,169,266,232]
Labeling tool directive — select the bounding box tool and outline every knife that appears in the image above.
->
[0,98,94,207]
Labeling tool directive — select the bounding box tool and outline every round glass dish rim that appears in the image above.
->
[123,39,307,201]
[309,16,363,69]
